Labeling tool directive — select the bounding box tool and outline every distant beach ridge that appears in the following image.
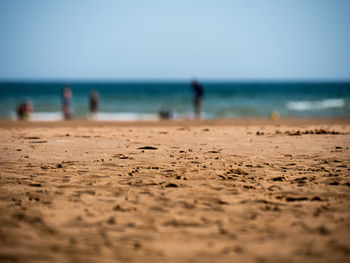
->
[0,81,349,121]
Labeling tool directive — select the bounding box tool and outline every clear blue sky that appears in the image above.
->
[0,0,349,81]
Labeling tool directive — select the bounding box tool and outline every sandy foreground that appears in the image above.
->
[0,119,349,263]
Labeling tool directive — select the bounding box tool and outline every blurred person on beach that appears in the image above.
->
[62,85,73,120]
[158,109,174,120]
[16,100,33,120]
[89,90,99,120]
[191,80,204,119]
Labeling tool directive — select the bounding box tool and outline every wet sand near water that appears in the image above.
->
[0,119,349,262]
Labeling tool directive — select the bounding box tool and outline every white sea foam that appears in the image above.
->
[31,112,63,121]
[10,111,160,121]
[286,98,345,111]
[9,112,63,121]
[93,112,158,121]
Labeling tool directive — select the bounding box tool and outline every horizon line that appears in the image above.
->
[1,77,350,84]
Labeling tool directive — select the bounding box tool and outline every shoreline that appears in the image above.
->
[1,117,350,128]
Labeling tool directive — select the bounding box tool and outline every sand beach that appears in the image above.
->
[0,119,349,263]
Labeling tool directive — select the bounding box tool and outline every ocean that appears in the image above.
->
[0,81,349,121]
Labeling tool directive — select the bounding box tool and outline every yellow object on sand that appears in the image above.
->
[269,111,280,121]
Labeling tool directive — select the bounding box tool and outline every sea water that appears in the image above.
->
[0,81,349,121]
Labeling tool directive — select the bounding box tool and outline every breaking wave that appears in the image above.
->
[286,98,345,111]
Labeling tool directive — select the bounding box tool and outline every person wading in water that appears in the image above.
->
[191,80,204,119]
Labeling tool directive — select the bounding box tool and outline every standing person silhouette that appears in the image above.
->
[191,80,204,119]
[89,90,99,119]
[17,100,33,120]
[62,85,73,120]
